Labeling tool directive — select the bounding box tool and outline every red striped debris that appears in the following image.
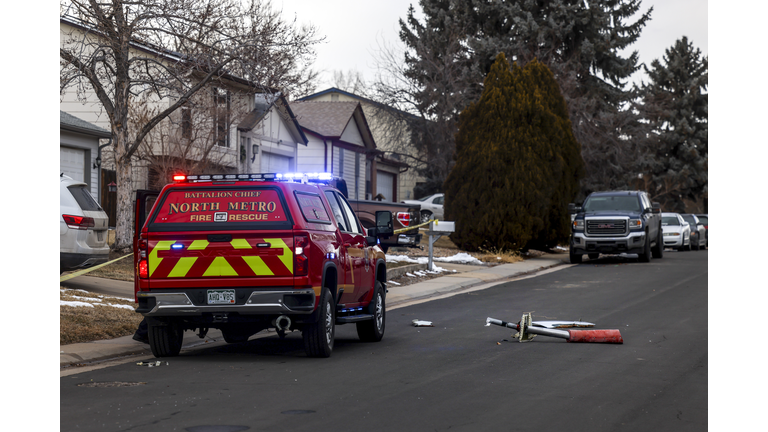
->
[485,313,623,344]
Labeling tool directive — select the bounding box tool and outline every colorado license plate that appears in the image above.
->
[207,289,236,304]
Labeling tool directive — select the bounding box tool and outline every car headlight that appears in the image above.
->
[629,218,643,230]
[572,219,584,230]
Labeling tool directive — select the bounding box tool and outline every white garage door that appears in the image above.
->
[376,171,395,202]
[260,152,291,173]
[61,147,85,183]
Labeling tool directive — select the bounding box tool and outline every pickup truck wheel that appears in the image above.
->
[148,319,184,357]
[303,288,335,358]
[569,249,582,264]
[357,281,386,342]
[652,227,664,259]
[420,211,432,224]
[638,233,651,263]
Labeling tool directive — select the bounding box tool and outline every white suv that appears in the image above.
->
[60,174,110,272]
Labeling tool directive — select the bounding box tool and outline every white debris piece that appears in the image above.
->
[412,319,434,327]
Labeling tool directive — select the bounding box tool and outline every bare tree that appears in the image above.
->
[60,0,322,253]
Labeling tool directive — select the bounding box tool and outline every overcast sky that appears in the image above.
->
[276,0,708,90]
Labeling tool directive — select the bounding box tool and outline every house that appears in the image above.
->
[238,94,308,174]
[59,111,111,202]
[298,88,425,201]
[289,101,407,202]
[60,15,277,198]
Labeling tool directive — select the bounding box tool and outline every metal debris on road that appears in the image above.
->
[486,313,623,344]
[136,361,169,367]
[412,319,434,327]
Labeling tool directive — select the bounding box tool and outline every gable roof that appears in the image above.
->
[298,87,421,121]
[290,101,376,149]
[238,94,308,145]
[289,101,358,137]
[60,111,111,138]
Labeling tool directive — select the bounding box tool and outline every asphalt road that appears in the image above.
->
[60,250,707,431]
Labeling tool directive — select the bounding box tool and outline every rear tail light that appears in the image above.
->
[62,214,95,230]
[138,236,149,278]
[396,212,410,227]
[294,234,309,276]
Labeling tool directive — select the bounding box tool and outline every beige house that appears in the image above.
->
[298,88,425,201]
[290,101,407,202]
[60,16,283,197]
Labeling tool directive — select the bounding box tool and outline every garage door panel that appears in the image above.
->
[61,147,85,183]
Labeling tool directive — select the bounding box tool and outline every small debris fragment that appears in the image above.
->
[412,319,434,327]
[136,361,168,367]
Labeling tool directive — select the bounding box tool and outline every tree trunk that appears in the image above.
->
[112,131,134,254]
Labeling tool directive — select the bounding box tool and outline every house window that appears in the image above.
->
[213,87,230,147]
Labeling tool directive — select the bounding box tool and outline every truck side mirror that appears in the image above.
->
[652,202,661,214]
[375,211,393,237]
[568,203,581,214]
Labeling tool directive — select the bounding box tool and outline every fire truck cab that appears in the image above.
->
[133,172,393,358]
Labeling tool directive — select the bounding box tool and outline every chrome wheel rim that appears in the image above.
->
[375,293,383,330]
[324,301,333,345]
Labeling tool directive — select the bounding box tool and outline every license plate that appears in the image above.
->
[207,289,236,304]
[97,231,103,241]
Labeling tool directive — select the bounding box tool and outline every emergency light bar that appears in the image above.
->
[173,172,334,184]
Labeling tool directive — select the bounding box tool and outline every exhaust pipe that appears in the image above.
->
[273,315,291,332]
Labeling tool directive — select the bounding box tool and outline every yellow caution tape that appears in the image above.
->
[393,219,435,235]
[59,254,132,283]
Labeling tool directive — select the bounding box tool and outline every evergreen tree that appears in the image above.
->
[638,37,708,212]
[444,54,583,251]
[398,0,652,197]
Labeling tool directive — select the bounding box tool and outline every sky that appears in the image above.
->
[276,0,708,90]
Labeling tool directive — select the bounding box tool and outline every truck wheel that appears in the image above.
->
[148,319,184,357]
[569,249,582,264]
[303,288,335,358]
[638,233,651,263]
[357,281,386,342]
[652,227,664,259]
[420,211,432,224]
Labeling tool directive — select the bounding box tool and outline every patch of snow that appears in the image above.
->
[99,303,135,310]
[61,300,95,308]
[406,272,416,277]
[386,252,483,265]
[556,246,567,251]
[387,280,401,286]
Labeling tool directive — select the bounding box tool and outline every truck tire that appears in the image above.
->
[570,249,582,264]
[148,319,184,357]
[638,233,651,263]
[303,288,335,358]
[357,281,386,342]
[652,227,664,259]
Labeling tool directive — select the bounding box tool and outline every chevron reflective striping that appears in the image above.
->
[149,237,293,278]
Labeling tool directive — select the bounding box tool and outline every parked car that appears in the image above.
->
[402,193,444,223]
[696,214,708,246]
[681,214,707,250]
[60,174,110,272]
[661,213,691,251]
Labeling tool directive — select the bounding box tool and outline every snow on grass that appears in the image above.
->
[61,300,95,308]
[386,252,483,265]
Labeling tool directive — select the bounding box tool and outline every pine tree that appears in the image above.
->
[397,0,652,197]
[444,54,583,251]
[638,37,708,212]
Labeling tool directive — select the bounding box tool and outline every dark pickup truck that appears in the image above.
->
[568,190,663,264]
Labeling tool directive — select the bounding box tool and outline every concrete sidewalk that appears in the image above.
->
[60,253,571,368]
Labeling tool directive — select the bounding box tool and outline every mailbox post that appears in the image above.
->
[426,220,455,270]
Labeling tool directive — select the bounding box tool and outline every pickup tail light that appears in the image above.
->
[138,236,149,278]
[63,214,95,230]
[294,234,309,276]
[396,212,410,227]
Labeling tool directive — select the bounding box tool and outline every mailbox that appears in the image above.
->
[428,220,455,234]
